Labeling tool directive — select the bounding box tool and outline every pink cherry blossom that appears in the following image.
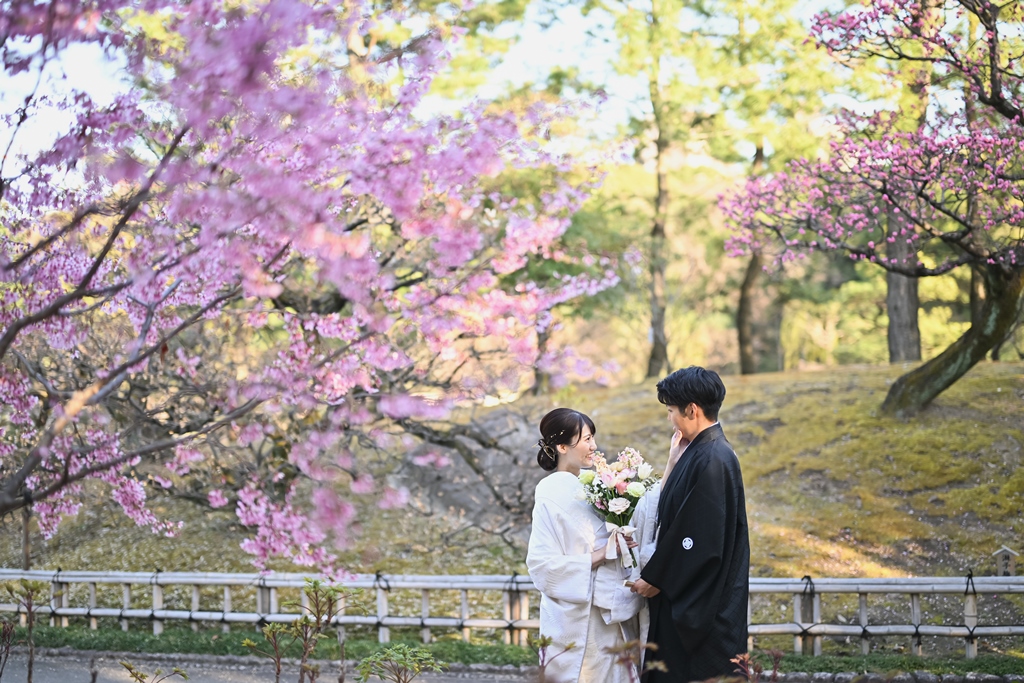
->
[0,0,618,572]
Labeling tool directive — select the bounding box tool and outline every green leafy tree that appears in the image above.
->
[690,0,849,373]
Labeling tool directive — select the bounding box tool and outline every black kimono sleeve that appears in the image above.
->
[640,453,738,650]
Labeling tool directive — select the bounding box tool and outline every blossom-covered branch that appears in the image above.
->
[723,0,1024,415]
[0,0,615,568]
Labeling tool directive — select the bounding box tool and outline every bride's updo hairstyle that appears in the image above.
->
[536,408,597,472]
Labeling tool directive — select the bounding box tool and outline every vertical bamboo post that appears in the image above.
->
[421,590,431,644]
[859,593,869,655]
[376,586,390,643]
[152,584,164,636]
[910,593,922,656]
[519,591,530,647]
[269,587,278,614]
[460,590,470,643]
[964,592,978,659]
[336,591,347,644]
[49,580,58,628]
[811,592,822,656]
[792,593,803,655]
[89,583,98,630]
[256,584,270,633]
[55,581,69,628]
[121,584,131,632]
[510,588,523,646]
[222,585,231,634]
[502,590,512,646]
[256,586,270,613]
[191,585,201,632]
[747,595,754,653]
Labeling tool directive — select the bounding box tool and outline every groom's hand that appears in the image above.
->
[630,578,660,598]
[670,430,689,462]
[664,430,690,479]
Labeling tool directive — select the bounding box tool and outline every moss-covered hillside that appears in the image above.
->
[2,362,1022,579]
[565,361,1024,578]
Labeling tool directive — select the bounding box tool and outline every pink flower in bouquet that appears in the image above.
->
[620,447,643,469]
[614,480,628,495]
[600,471,617,488]
[595,499,607,510]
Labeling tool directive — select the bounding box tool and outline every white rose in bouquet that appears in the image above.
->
[637,462,654,480]
[608,497,631,515]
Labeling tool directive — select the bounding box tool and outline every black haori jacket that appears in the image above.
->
[640,423,750,683]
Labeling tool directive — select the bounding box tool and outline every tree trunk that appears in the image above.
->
[23,505,31,570]
[645,81,670,379]
[737,251,762,374]
[886,211,922,363]
[881,267,1024,416]
[532,327,551,396]
[887,269,922,362]
[737,143,766,375]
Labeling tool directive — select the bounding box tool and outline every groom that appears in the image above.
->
[631,366,750,682]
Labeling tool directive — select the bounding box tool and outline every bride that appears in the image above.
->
[526,408,639,683]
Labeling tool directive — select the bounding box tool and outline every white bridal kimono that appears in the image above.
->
[627,481,662,666]
[526,471,638,683]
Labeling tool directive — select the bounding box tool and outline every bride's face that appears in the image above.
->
[557,425,596,475]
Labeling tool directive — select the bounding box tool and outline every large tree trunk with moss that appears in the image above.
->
[881,267,1024,416]
[646,81,671,379]
[737,251,762,374]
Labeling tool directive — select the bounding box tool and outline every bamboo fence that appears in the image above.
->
[1,569,1022,658]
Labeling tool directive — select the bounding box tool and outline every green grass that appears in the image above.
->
[14,625,538,666]
[761,653,1024,676]
[11,626,1024,674]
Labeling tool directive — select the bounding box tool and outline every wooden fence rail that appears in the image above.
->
[1,569,1022,658]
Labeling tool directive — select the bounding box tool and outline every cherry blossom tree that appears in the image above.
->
[723,0,1024,416]
[0,0,614,568]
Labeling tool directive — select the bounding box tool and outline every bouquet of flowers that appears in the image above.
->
[578,447,659,568]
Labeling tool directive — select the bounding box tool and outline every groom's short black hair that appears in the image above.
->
[657,366,726,421]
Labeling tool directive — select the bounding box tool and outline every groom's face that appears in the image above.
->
[667,403,697,439]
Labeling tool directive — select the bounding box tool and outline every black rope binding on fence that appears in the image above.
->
[255,575,268,626]
[797,575,817,639]
[373,571,391,592]
[964,569,976,597]
[148,569,161,621]
[372,572,391,632]
[963,569,977,640]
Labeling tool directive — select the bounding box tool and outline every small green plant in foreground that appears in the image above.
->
[354,644,445,683]
[120,660,188,682]
[3,579,48,683]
